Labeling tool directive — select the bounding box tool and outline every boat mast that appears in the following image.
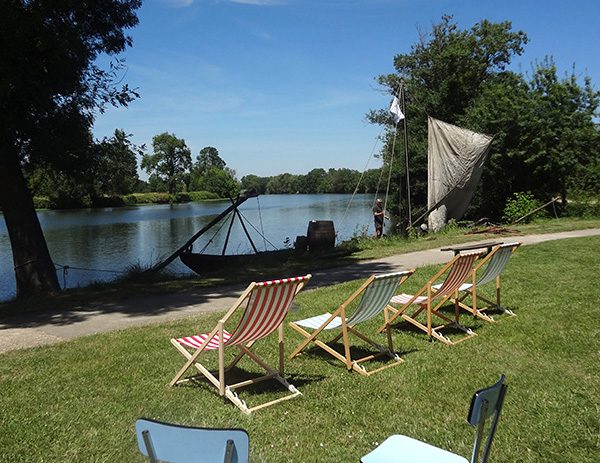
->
[400,79,412,227]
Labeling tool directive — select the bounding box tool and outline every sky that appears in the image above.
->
[92,0,600,180]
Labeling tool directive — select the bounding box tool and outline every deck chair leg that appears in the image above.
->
[170,339,210,387]
[454,291,460,324]
[426,287,432,339]
[341,319,353,370]
[218,326,226,396]
[385,323,394,353]
[458,299,495,323]
[496,276,501,308]
[278,325,284,375]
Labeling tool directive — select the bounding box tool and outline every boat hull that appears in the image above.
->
[179,249,296,274]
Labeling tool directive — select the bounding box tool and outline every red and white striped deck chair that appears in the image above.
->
[381,251,485,345]
[169,274,311,415]
[289,270,415,376]
[436,242,521,322]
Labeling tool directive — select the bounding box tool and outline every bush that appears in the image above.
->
[564,193,600,217]
[33,196,52,209]
[188,191,220,201]
[91,195,125,208]
[502,192,543,224]
[123,194,138,206]
[130,192,172,204]
[173,192,192,203]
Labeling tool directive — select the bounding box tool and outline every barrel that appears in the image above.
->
[306,220,335,251]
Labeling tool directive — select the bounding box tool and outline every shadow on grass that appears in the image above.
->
[0,281,247,329]
[388,309,487,343]
[301,342,419,368]
[0,243,401,331]
[175,366,326,397]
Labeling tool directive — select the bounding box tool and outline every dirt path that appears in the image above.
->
[1,228,599,354]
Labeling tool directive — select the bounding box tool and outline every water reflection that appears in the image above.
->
[0,194,374,300]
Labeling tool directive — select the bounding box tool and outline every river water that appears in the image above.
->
[0,194,376,301]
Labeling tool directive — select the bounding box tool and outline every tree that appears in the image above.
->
[299,168,328,193]
[93,129,142,195]
[266,173,299,194]
[240,174,269,194]
[27,167,94,209]
[0,1,141,297]
[189,146,227,190]
[328,168,361,193]
[198,167,240,198]
[369,16,528,226]
[196,147,226,174]
[458,59,600,218]
[141,133,192,194]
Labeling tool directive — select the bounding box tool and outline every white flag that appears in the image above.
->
[389,96,404,124]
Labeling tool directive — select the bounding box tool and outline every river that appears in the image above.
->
[0,194,377,301]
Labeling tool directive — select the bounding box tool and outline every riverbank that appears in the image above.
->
[1,226,599,354]
[1,194,375,301]
[29,190,222,210]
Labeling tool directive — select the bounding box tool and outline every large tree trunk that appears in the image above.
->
[0,153,60,297]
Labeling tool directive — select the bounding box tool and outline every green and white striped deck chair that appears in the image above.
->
[435,242,521,322]
[289,270,414,376]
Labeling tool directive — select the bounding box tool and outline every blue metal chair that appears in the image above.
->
[135,418,249,463]
[361,375,508,463]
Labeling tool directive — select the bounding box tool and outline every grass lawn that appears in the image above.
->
[1,236,599,462]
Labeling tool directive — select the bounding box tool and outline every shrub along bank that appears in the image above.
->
[30,191,221,210]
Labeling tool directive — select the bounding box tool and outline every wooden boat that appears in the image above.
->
[179,248,297,273]
[152,189,325,275]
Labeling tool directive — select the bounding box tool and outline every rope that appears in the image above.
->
[236,209,278,250]
[198,215,230,254]
[54,263,127,291]
[54,264,125,274]
[341,83,407,236]
[384,127,397,220]
[13,259,40,270]
[256,196,268,251]
[339,125,386,232]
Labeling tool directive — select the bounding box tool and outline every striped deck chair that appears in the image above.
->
[169,274,311,415]
[436,242,521,322]
[289,270,415,376]
[382,251,485,345]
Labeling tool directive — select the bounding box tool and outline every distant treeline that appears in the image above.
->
[24,129,379,210]
[240,168,383,195]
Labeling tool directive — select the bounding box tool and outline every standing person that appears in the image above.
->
[373,198,385,239]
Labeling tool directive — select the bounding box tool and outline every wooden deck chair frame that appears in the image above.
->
[381,252,485,345]
[169,274,311,415]
[453,242,521,322]
[289,270,415,376]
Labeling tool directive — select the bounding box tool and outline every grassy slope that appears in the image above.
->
[1,236,599,462]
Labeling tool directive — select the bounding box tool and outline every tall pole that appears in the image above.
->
[400,80,412,227]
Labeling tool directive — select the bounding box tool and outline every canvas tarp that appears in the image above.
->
[427,117,493,232]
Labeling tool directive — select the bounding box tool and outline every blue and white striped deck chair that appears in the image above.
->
[289,270,414,376]
[435,242,521,322]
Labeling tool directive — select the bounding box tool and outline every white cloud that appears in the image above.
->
[160,0,194,8]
